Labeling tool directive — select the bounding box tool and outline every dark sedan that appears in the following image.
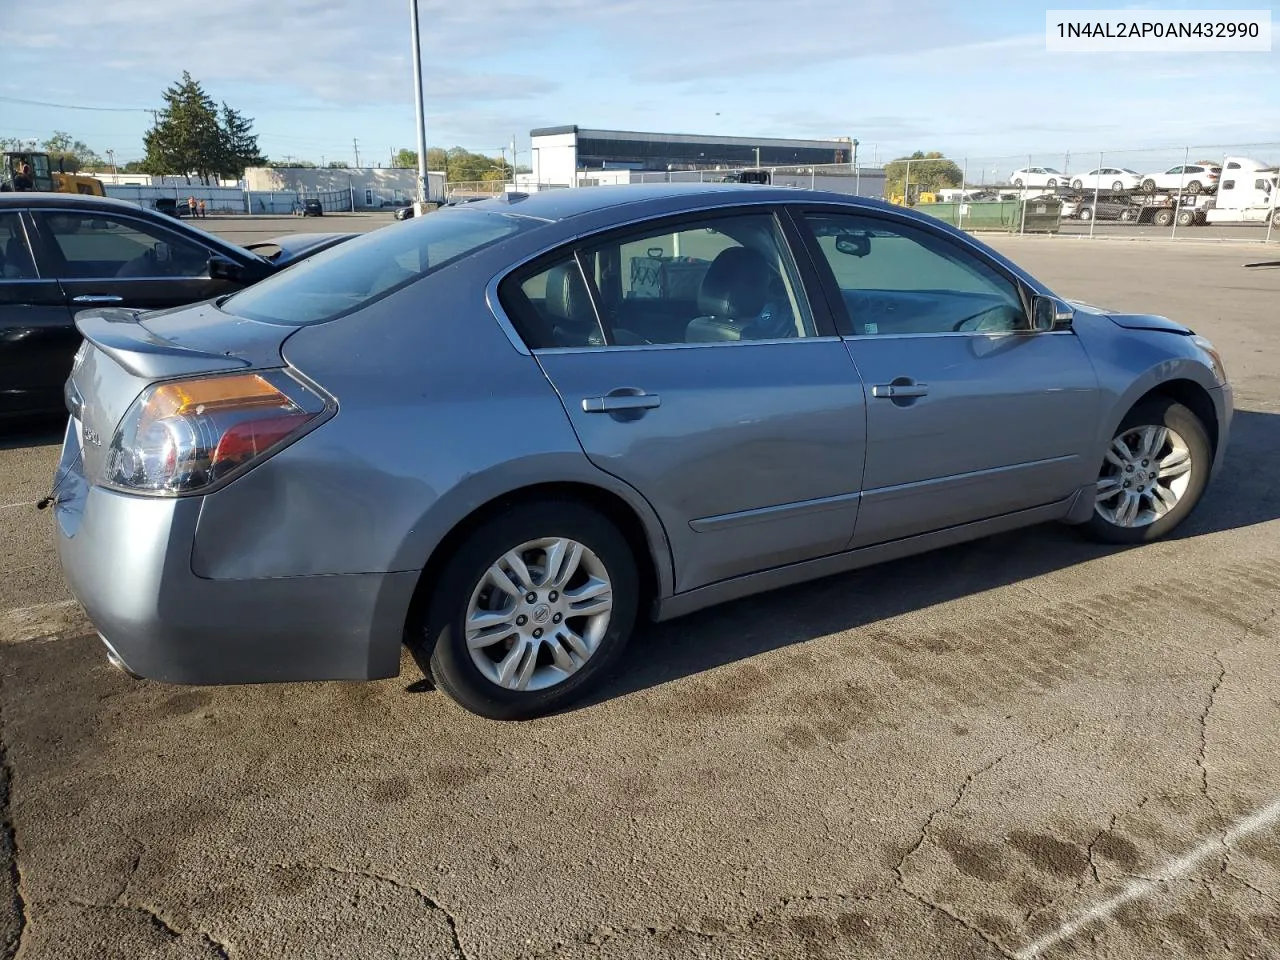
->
[0,193,350,420]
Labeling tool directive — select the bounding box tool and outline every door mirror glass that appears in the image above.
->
[834,232,871,258]
[1031,295,1072,331]
[208,255,241,281]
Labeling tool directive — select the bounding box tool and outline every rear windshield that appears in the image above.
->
[222,208,543,326]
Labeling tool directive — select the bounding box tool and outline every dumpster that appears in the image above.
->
[912,199,1062,233]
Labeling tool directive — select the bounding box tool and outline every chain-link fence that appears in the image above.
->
[869,143,1279,242]
[467,142,1278,243]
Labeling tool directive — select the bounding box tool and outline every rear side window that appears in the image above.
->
[224,209,543,326]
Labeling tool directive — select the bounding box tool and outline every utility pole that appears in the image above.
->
[352,138,360,169]
[107,149,116,175]
[409,0,430,211]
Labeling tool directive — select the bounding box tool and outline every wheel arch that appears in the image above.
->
[401,479,674,648]
[1128,378,1220,457]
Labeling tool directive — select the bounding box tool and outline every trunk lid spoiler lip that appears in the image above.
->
[74,306,257,380]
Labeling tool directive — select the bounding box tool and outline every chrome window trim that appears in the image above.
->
[840,330,1075,341]
[529,335,844,356]
[483,194,1057,356]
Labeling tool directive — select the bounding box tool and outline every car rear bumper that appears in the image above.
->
[52,420,415,685]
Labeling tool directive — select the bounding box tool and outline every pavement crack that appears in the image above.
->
[902,887,1017,959]
[1196,653,1225,807]
[1085,813,1119,886]
[62,899,232,957]
[275,863,468,960]
[0,676,27,960]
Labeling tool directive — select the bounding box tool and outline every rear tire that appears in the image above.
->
[422,500,639,720]
[1071,179,1083,189]
[1083,399,1212,545]
[1153,208,1174,227]
[1141,179,1157,194]
[1111,180,1125,192]
[1186,180,1202,195]
[1047,178,1058,188]
[1013,178,1024,188]
[1176,209,1195,227]
[1078,207,1093,221]
[1119,208,1135,222]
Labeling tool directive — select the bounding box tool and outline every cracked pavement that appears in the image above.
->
[1,232,1279,958]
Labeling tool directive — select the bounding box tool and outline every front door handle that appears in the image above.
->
[871,382,929,399]
[71,295,123,304]
[582,392,661,413]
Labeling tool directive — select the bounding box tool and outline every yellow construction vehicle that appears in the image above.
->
[1,151,105,195]
[889,186,938,207]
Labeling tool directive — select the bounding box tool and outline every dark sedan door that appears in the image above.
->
[31,208,242,312]
[0,211,77,418]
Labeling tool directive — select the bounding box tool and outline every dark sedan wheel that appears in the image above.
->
[1085,399,1210,544]
[425,500,638,719]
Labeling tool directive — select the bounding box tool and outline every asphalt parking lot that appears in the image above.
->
[1,225,1279,960]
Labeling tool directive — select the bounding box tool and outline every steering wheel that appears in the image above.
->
[951,304,1021,333]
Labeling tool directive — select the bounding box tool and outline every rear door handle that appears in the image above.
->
[71,295,123,304]
[871,382,929,398]
[582,393,662,413]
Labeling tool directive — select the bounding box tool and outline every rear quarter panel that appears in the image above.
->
[188,261,675,596]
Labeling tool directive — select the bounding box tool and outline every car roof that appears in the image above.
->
[467,182,891,222]
[0,192,158,213]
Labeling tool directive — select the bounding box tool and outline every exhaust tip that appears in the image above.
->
[100,635,143,680]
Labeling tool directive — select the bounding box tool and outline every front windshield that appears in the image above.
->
[223,208,544,326]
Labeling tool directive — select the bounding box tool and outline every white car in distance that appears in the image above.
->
[1008,166,1068,188]
[1069,168,1142,191]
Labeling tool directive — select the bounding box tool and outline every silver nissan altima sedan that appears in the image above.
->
[50,184,1232,719]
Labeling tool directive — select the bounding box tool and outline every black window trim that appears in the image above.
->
[27,206,225,283]
[0,210,44,282]
[785,203,1049,339]
[496,205,839,352]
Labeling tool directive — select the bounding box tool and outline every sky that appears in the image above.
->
[2,0,1278,175]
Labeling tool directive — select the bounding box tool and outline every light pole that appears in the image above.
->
[409,0,430,211]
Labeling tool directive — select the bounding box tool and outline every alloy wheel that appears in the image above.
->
[1095,425,1193,528]
[464,538,614,692]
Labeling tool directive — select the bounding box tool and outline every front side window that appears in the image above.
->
[800,212,1027,336]
[0,213,37,279]
[38,212,212,279]
[226,208,542,326]
[503,212,815,348]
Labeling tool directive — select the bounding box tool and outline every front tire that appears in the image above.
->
[1083,399,1212,544]
[423,501,639,720]
[1078,207,1093,221]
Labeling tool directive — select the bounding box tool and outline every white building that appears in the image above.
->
[243,166,446,208]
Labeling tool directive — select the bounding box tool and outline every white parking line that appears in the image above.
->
[1016,797,1280,958]
[0,501,37,510]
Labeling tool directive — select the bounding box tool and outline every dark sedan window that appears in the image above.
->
[0,214,37,279]
[223,209,541,326]
[38,212,212,279]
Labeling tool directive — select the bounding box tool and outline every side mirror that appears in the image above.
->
[209,254,274,284]
[834,232,871,257]
[1031,295,1073,331]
